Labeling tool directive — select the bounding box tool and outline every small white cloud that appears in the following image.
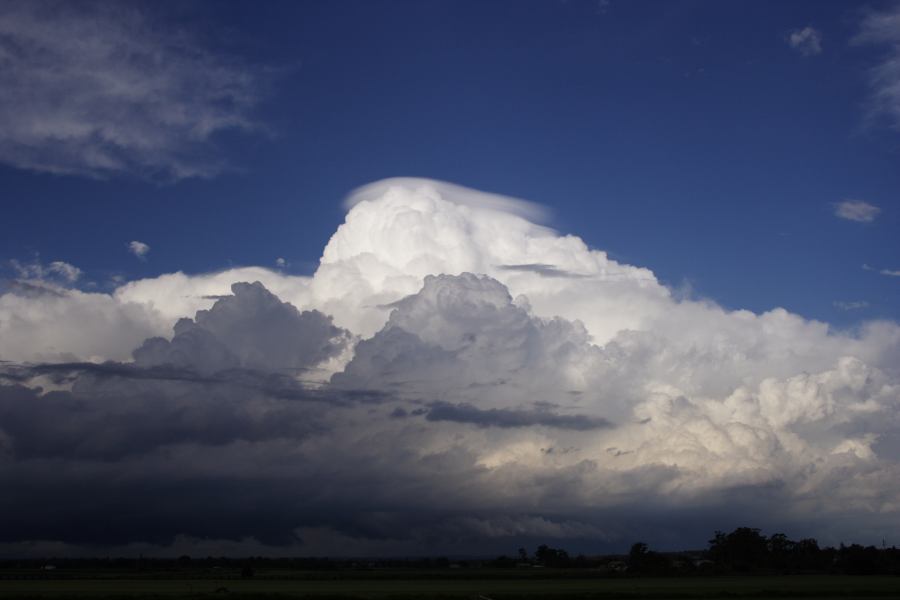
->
[834,200,881,222]
[275,257,288,268]
[833,300,869,310]
[128,241,150,260]
[788,26,822,56]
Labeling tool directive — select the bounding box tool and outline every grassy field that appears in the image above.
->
[1,573,899,599]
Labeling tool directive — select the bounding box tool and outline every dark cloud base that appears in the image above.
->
[425,401,613,430]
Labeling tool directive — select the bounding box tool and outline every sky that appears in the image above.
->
[1,0,900,557]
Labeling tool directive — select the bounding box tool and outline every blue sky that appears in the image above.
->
[3,0,898,326]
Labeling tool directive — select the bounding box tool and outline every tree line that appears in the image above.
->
[500,527,900,575]
[2,528,899,576]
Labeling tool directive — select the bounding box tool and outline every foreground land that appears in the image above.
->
[1,572,899,599]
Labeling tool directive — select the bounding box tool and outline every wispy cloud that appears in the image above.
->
[854,4,900,131]
[862,264,900,278]
[10,258,81,283]
[788,26,822,56]
[834,200,881,222]
[128,241,150,260]
[0,1,266,181]
[833,300,869,310]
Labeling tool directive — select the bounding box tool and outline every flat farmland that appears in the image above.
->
[1,573,899,599]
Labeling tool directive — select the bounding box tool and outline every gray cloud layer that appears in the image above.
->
[425,401,613,430]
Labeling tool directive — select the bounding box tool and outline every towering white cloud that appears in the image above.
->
[313,178,663,341]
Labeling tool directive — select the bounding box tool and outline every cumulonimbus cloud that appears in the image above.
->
[1,178,899,556]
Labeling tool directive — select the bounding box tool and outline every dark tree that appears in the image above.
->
[628,541,670,575]
[837,544,881,575]
[768,533,794,570]
[708,527,769,572]
[534,544,570,567]
[793,538,825,571]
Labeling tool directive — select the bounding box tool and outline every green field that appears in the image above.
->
[1,574,899,599]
